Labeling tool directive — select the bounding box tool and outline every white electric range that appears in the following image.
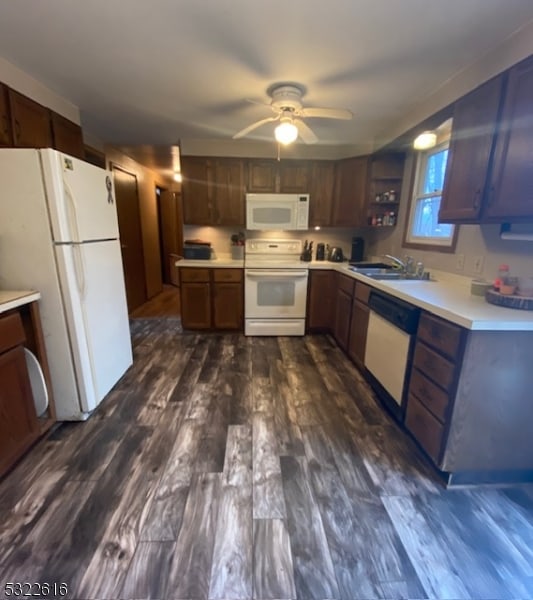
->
[244,239,309,336]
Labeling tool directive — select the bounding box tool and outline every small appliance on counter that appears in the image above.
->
[328,246,344,262]
[182,239,212,260]
[350,236,365,263]
[315,243,326,261]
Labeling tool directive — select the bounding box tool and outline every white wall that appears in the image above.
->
[367,154,533,281]
[0,56,80,124]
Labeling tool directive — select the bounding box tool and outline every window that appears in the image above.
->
[404,141,457,251]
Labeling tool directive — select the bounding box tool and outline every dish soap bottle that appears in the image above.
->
[494,264,510,292]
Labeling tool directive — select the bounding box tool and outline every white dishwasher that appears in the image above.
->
[364,290,420,419]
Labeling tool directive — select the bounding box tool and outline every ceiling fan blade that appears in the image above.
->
[294,119,318,144]
[233,116,278,139]
[300,107,353,120]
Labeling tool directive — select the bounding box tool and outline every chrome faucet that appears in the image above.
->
[384,254,425,278]
[384,254,408,271]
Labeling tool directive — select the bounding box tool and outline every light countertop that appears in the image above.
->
[0,290,41,314]
[175,256,244,268]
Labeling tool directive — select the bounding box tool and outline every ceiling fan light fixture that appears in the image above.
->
[413,130,437,150]
[275,121,298,145]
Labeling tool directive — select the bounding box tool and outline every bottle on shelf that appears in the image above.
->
[493,264,510,292]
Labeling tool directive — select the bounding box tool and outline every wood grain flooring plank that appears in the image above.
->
[382,494,473,600]
[279,455,339,600]
[251,337,273,378]
[198,335,224,384]
[226,371,252,425]
[410,489,533,599]
[273,378,305,457]
[0,479,96,585]
[253,376,275,416]
[165,472,221,600]
[209,425,253,599]
[141,419,203,541]
[120,541,175,600]
[75,409,185,599]
[227,333,252,376]
[253,519,296,600]
[168,339,209,403]
[253,414,286,519]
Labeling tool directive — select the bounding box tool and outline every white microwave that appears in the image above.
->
[246,193,309,230]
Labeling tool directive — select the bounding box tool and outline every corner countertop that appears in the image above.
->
[0,290,41,314]
[311,261,533,331]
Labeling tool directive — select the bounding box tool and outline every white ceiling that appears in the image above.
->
[0,1,533,174]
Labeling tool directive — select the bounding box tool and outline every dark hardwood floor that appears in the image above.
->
[1,318,533,600]
[130,285,180,318]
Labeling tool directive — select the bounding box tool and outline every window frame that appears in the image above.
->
[403,141,459,253]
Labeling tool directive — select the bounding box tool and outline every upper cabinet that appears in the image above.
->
[439,54,533,224]
[247,159,309,193]
[332,156,369,227]
[8,89,52,148]
[367,153,405,227]
[50,111,84,159]
[308,161,335,227]
[485,55,533,221]
[0,83,13,146]
[439,75,504,223]
[182,156,245,226]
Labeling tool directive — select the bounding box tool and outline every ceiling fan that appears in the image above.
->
[232,83,353,145]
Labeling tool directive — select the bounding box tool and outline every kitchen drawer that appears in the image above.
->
[409,367,450,422]
[0,312,26,354]
[417,312,463,360]
[405,394,444,463]
[413,341,456,393]
[337,273,355,297]
[354,281,371,304]
[213,268,242,283]
[180,268,210,283]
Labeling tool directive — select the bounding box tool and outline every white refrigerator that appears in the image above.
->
[0,148,133,420]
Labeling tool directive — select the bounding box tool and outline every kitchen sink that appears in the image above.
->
[347,266,434,281]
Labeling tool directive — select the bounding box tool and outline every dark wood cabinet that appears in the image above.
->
[306,270,335,332]
[279,161,309,192]
[213,158,245,225]
[486,55,533,220]
[180,268,243,330]
[0,83,13,146]
[308,161,335,227]
[347,282,371,368]
[182,157,245,226]
[0,311,39,477]
[439,75,504,223]
[247,159,278,192]
[8,89,52,148]
[333,273,355,351]
[181,157,212,225]
[50,111,84,159]
[332,156,369,227]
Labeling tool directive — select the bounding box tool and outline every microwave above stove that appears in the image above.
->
[246,193,309,230]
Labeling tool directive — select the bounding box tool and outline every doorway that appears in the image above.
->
[112,165,148,313]
[156,187,183,285]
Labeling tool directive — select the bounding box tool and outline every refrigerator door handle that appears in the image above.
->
[63,178,82,243]
[72,244,86,298]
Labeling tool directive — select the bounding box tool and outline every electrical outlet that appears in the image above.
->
[473,255,484,274]
[455,253,465,271]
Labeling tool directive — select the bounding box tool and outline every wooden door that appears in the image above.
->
[50,112,84,159]
[279,161,309,192]
[308,161,335,227]
[332,156,369,226]
[213,158,245,225]
[112,166,147,313]
[486,55,533,219]
[0,83,13,146]
[181,156,212,224]
[8,89,52,148]
[247,159,278,192]
[439,75,503,223]
[158,190,182,284]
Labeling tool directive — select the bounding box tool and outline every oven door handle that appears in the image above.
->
[246,270,309,278]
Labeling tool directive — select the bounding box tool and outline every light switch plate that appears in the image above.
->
[473,255,484,274]
[455,253,465,271]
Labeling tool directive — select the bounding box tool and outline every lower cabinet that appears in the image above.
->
[306,270,335,331]
[333,273,354,351]
[0,311,39,476]
[180,267,243,330]
[347,282,371,368]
